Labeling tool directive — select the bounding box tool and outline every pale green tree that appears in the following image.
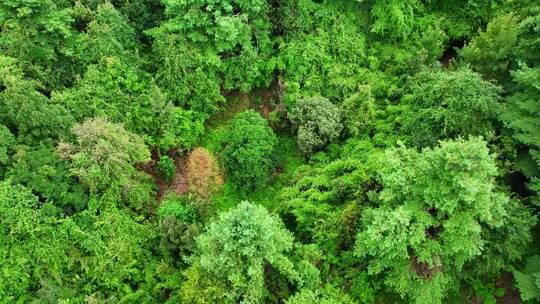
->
[57,118,152,209]
[355,137,535,304]
[186,201,301,303]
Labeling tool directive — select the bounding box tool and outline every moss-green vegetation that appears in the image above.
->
[1,0,539,303]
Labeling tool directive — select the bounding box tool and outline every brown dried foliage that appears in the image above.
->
[186,147,223,199]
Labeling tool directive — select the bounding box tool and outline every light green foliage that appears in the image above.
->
[289,96,343,155]
[0,124,15,176]
[355,138,535,304]
[361,0,421,40]
[67,2,137,65]
[514,255,540,301]
[190,201,299,303]
[403,66,502,147]
[0,182,67,301]
[53,59,205,151]
[154,103,206,151]
[0,0,538,302]
[0,0,74,88]
[277,16,372,103]
[51,57,151,122]
[222,110,277,190]
[460,13,519,82]
[1,179,160,302]
[286,286,356,304]
[157,155,176,181]
[158,194,197,222]
[155,0,274,92]
[281,157,370,249]
[148,31,224,115]
[279,139,379,287]
[7,145,88,212]
[180,263,230,304]
[425,0,501,40]
[66,204,157,301]
[413,21,448,61]
[0,55,74,144]
[57,118,152,208]
[341,85,376,137]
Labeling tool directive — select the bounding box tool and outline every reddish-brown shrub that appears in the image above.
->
[186,147,223,198]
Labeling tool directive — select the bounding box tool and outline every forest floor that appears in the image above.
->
[201,90,304,213]
[144,87,303,213]
[496,272,522,304]
[142,151,190,203]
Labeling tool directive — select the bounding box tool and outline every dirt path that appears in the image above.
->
[140,152,190,203]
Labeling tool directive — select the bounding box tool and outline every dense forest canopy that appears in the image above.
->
[0,0,539,303]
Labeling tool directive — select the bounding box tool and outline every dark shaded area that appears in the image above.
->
[440,40,465,68]
[506,171,533,198]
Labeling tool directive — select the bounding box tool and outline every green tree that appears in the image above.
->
[7,145,88,212]
[355,138,535,304]
[289,96,343,155]
[286,286,355,304]
[67,2,138,66]
[341,85,376,137]
[460,13,519,82]
[0,124,15,177]
[147,30,224,115]
[499,9,540,206]
[403,66,502,147]
[513,255,540,302]
[501,65,540,206]
[57,118,152,208]
[157,155,176,181]
[222,110,277,190]
[53,58,205,151]
[187,201,299,303]
[360,0,421,40]
[0,55,74,144]
[152,0,274,92]
[0,0,74,89]
[0,182,68,301]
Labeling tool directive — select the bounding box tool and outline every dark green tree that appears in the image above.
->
[403,66,502,147]
[513,255,540,302]
[7,145,88,212]
[289,96,342,155]
[0,55,74,144]
[222,110,277,190]
[499,9,540,206]
[0,124,15,177]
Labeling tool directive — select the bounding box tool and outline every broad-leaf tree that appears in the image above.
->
[289,95,343,156]
[186,201,300,303]
[222,110,277,190]
[355,138,535,304]
[403,66,502,147]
